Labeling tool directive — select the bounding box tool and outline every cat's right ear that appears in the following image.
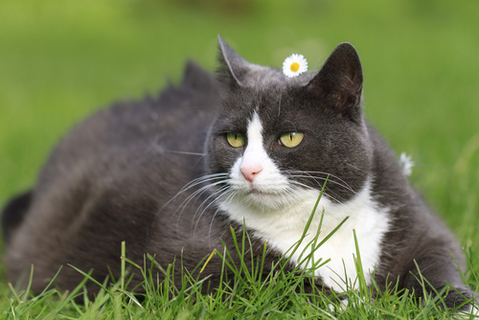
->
[217,35,250,89]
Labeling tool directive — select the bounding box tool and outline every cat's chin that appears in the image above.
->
[244,188,281,199]
[250,187,272,196]
[248,189,280,204]
[224,187,293,212]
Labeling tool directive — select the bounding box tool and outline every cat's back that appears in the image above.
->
[51,61,217,164]
[39,61,218,196]
[4,61,221,293]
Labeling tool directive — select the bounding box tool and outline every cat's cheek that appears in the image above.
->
[209,137,242,173]
[270,147,312,173]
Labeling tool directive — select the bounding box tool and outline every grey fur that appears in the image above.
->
[2,39,475,310]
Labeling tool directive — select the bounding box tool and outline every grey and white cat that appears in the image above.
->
[2,36,476,311]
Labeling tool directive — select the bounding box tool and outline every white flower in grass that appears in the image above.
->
[399,152,415,176]
[282,54,308,78]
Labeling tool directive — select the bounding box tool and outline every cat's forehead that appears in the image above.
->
[242,65,314,89]
[227,66,316,112]
[219,86,320,132]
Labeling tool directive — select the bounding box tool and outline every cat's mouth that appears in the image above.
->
[226,183,292,210]
[251,187,267,195]
[228,179,289,202]
[248,187,282,198]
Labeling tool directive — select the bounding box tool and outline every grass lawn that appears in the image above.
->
[1,0,479,318]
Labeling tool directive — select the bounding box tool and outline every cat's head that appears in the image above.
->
[205,36,373,212]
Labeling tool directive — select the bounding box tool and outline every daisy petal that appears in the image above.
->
[283,54,308,78]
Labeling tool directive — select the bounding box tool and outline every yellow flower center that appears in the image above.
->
[290,62,300,72]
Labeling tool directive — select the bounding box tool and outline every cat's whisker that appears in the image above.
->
[287,174,351,199]
[286,170,357,197]
[208,201,228,244]
[162,150,206,156]
[166,174,227,212]
[208,189,240,241]
[179,178,227,207]
[174,180,228,223]
[192,185,230,223]
[172,184,215,217]
[154,173,228,224]
[299,175,354,195]
[289,170,355,192]
[285,170,330,185]
[193,186,232,236]
[208,190,238,245]
[289,180,326,197]
[297,172,374,205]
[177,173,229,195]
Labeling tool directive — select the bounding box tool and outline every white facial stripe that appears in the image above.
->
[240,112,268,177]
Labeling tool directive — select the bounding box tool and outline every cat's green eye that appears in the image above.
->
[226,132,245,148]
[279,132,304,148]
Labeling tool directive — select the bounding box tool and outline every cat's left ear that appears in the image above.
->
[217,35,251,89]
[306,42,363,122]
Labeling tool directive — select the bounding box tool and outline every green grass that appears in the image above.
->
[1,0,479,318]
[4,197,478,319]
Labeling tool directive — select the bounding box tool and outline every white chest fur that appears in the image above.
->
[219,112,390,291]
[221,184,390,291]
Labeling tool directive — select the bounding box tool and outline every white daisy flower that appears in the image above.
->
[399,152,415,176]
[282,53,308,78]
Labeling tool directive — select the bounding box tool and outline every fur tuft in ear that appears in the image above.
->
[307,42,363,121]
[216,35,251,89]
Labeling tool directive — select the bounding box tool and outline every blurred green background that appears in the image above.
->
[1,0,479,287]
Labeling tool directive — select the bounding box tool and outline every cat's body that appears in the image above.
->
[2,37,475,310]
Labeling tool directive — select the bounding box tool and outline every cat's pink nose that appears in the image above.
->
[240,165,263,182]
